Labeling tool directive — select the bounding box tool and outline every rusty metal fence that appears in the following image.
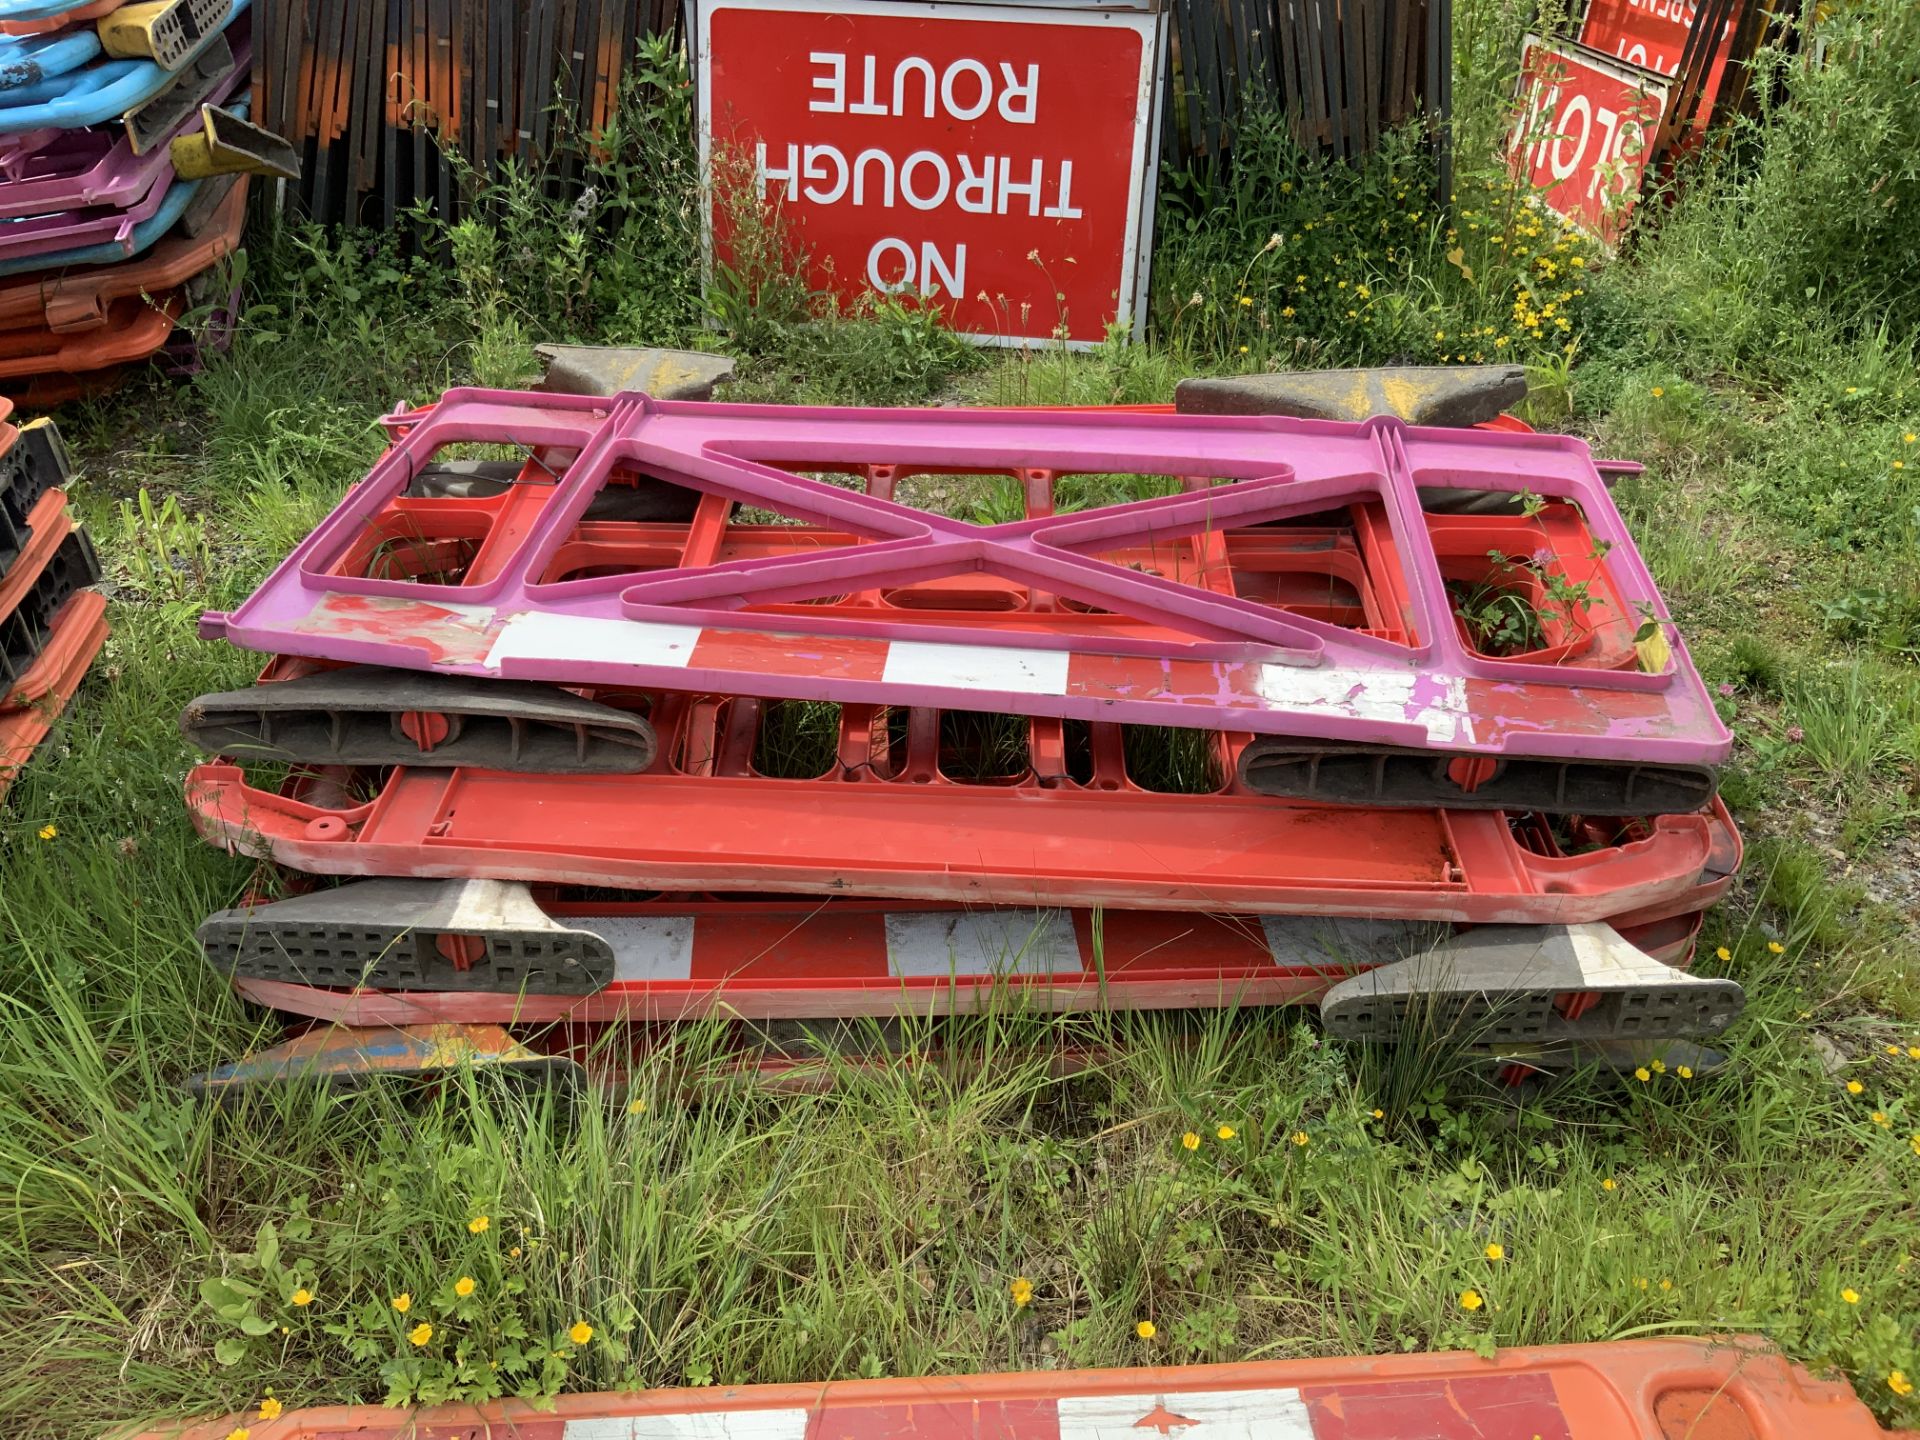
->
[255,0,680,227]
[259,0,1449,226]
[1164,0,1449,165]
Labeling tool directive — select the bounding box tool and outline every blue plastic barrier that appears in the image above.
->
[0,0,246,134]
[0,30,103,92]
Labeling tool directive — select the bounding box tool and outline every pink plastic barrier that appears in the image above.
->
[201,389,1730,770]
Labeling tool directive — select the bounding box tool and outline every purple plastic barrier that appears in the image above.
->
[200,390,1732,769]
[0,154,176,259]
[0,122,58,162]
[0,31,248,219]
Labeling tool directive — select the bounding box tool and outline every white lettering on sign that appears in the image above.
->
[901,150,950,209]
[807,50,846,111]
[866,238,967,297]
[756,142,1080,218]
[1549,95,1591,181]
[802,143,847,203]
[805,52,1041,123]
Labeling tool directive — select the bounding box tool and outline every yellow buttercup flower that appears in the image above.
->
[1485,1243,1504,1261]
[1601,1177,1618,1191]
[1216,1125,1236,1140]
[1848,1080,1865,1095]
[1907,1046,1920,1060]
[408,1322,433,1346]
[258,1398,283,1421]
[1766,941,1785,954]
[1677,1066,1694,1079]
[1459,1290,1484,1311]
[37,823,56,840]
[1136,1320,1156,1339]
[1371,1108,1385,1119]
[390,1293,411,1314]
[1651,386,1664,398]
[1010,1277,1033,1307]
[570,1321,594,1345]
[1181,1131,1201,1151]
[290,1288,313,1306]
[468,1215,490,1234]
[1650,1059,1666,1074]
[1292,1131,1310,1147]
[455,1276,476,1297]
[1715,947,1731,961]
[1889,1371,1913,1397]
[225,1429,250,1440]
[1842,1288,1860,1304]
[1871,1111,1890,1127]
[1634,1067,1651,1083]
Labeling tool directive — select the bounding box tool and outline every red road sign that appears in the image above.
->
[694,0,1166,347]
[1508,37,1670,242]
[1578,0,1738,125]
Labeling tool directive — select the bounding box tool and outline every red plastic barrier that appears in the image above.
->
[218,897,1711,1027]
[186,742,1739,924]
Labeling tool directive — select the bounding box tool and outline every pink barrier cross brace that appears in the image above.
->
[201,389,1731,769]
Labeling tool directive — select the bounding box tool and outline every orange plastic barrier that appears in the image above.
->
[0,0,121,35]
[126,1337,1915,1440]
[0,178,246,333]
[0,590,105,802]
[0,291,182,381]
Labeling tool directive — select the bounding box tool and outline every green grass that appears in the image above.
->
[5,6,1920,1433]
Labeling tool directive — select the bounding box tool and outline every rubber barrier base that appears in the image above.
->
[122,28,232,152]
[167,100,299,178]
[182,669,658,772]
[198,879,617,993]
[1239,739,1718,816]
[2,526,98,688]
[96,0,229,69]
[1175,362,1530,426]
[1318,923,1743,1043]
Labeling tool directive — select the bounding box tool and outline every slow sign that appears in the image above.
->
[1579,0,1738,126]
[1508,37,1670,243]
[693,0,1167,347]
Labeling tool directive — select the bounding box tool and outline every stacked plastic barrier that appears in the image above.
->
[178,378,1750,1092]
[0,399,104,800]
[0,0,294,404]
